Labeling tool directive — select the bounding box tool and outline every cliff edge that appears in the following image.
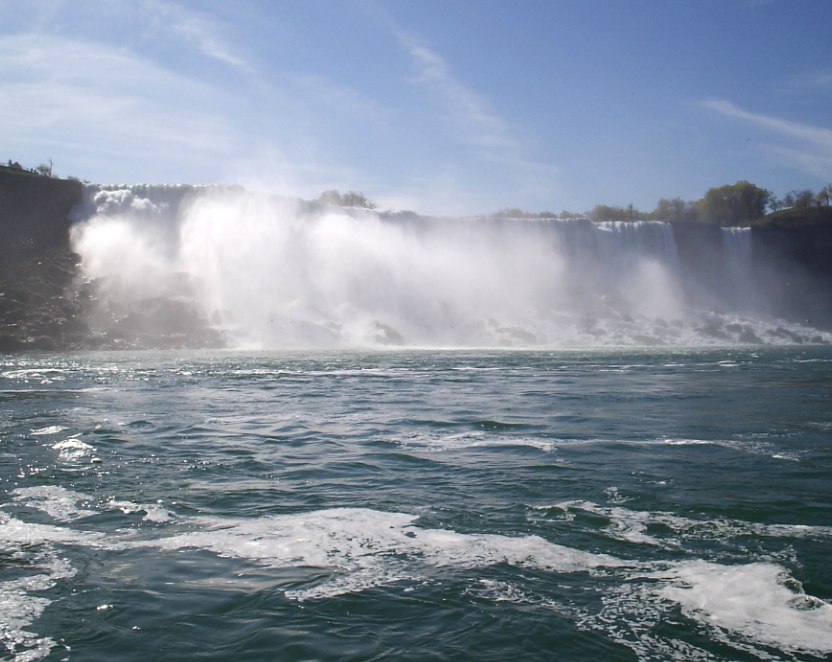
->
[0,167,89,350]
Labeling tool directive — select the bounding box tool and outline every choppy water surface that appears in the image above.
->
[1,347,831,661]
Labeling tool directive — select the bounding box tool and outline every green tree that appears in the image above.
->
[317,190,343,205]
[317,190,376,209]
[492,208,527,218]
[341,191,376,208]
[787,189,817,208]
[768,195,786,212]
[653,197,698,221]
[589,204,648,222]
[590,205,624,222]
[695,181,770,226]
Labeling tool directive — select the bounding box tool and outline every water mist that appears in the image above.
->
[69,185,831,348]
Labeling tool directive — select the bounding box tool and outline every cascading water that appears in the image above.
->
[721,227,757,313]
[68,185,831,348]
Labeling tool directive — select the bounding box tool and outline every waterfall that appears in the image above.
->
[67,185,829,348]
[721,227,756,312]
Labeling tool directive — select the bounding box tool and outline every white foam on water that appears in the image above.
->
[0,576,56,662]
[0,512,103,549]
[11,487,96,522]
[662,437,802,461]
[2,486,829,660]
[603,486,629,504]
[580,559,832,661]
[1,487,831,662]
[532,435,802,462]
[127,508,627,601]
[658,560,832,658]
[107,499,174,523]
[771,453,801,462]
[538,500,832,548]
[807,421,832,431]
[29,426,67,437]
[464,578,581,621]
[8,487,176,524]
[0,369,69,380]
[51,438,95,462]
[305,368,416,378]
[549,500,670,547]
[393,431,557,453]
[0,514,83,662]
[579,578,723,662]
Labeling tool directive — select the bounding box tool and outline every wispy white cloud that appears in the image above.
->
[784,67,832,94]
[3,0,564,211]
[360,0,530,158]
[703,98,832,180]
[764,145,832,182]
[383,26,562,209]
[0,34,239,174]
[0,3,390,196]
[703,99,832,149]
[396,31,517,153]
[142,0,252,73]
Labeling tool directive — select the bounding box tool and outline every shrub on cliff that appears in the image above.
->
[695,181,771,226]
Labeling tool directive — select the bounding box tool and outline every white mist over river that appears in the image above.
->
[69,185,830,348]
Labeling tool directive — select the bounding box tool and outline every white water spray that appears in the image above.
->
[69,185,830,348]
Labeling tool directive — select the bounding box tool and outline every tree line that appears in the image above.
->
[3,158,90,183]
[493,181,832,226]
[316,190,376,209]
[4,158,54,178]
[6,154,829,226]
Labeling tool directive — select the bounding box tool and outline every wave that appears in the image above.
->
[3,488,832,661]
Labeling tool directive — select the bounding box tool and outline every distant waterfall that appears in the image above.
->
[67,185,830,348]
[550,219,681,292]
[721,227,755,311]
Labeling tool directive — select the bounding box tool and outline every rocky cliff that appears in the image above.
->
[0,168,89,350]
[0,171,225,350]
[0,167,82,250]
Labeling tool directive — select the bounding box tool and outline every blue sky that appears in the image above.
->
[1,0,831,215]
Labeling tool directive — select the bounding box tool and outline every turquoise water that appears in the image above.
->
[2,347,831,661]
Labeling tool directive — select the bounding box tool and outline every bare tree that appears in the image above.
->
[817,185,831,207]
[34,159,53,178]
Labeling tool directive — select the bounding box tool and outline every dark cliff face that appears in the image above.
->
[1,174,226,350]
[752,225,832,329]
[670,221,832,330]
[670,222,728,305]
[0,169,87,350]
[0,168,83,251]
